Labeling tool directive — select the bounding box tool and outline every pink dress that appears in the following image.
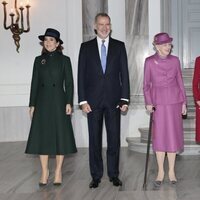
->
[143,53,187,152]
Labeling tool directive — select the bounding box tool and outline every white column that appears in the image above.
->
[64,0,90,147]
[65,0,82,104]
[108,0,126,42]
[149,0,161,54]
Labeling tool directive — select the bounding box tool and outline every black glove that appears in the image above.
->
[117,100,129,108]
[182,113,187,119]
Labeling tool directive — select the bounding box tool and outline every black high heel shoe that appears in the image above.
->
[169,173,177,185]
[53,171,62,186]
[169,179,177,185]
[153,180,162,188]
[39,182,47,186]
[39,170,49,186]
[53,182,62,186]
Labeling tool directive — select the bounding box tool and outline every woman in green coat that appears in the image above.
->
[25,28,77,186]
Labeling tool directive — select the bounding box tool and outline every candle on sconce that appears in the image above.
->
[2,0,31,52]
[26,0,30,6]
[19,1,23,9]
[10,8,14,15]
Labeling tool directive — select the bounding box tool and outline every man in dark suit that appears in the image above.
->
[78,13,130,188]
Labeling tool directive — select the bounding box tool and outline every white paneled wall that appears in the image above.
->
[0,0,161,146]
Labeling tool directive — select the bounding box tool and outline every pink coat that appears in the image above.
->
[143,53,187,106]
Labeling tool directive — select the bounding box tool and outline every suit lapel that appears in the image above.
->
[106,38,115,73]
[91,38,103,74]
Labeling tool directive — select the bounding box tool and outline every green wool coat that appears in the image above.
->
[25,50,77,155]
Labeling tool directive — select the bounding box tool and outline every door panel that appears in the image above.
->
[171,0,200,68]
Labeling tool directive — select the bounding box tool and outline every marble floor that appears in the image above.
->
[0,142,200,200]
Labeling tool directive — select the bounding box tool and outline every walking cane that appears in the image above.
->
[143,107,155,190]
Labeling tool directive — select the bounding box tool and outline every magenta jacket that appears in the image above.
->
[143,53,187,105]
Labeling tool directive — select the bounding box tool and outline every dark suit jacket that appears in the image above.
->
[78,37,130,109]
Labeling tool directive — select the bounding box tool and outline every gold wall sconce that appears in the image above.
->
[2,0,31,52]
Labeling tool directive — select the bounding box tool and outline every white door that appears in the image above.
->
[171,0,200,68]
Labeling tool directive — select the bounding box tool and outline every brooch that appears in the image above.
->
[154,59,158,65]
[41,59,46,65]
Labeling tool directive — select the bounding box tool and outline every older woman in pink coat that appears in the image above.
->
[143,32,187,187]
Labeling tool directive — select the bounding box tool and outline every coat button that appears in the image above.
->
[53,83,56,87]
[41,83,44,87]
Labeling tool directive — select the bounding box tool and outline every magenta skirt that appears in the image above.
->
[152,103,184,152]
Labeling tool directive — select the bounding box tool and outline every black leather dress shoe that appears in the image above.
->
[109,177,122,186]
[89,179,101,188]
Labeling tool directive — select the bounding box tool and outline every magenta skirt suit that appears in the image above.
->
[143,53,187,152]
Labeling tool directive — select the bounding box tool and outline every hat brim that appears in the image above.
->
[38,35,63,44]
[154,38,173,45]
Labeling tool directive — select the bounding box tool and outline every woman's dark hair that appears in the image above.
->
[40,39,64,54]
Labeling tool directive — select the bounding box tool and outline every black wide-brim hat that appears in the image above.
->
[38,28,63,44]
